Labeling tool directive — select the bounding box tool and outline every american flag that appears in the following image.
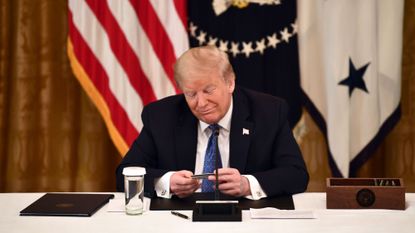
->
[67,0,188,154]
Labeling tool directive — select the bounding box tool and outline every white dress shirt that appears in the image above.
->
[155,98,267,200]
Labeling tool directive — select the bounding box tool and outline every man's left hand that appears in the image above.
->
[208,168,251,197]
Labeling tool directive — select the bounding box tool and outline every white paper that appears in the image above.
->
[250,207,315,219]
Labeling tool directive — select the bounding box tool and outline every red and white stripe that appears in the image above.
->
[68,0,188,155]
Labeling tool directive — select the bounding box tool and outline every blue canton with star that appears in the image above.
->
[338,57,370,97]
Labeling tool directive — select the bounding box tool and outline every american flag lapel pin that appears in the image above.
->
[242,128,249,135]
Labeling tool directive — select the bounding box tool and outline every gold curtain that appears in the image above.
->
[0,0,414,192]
[0,0,120,192]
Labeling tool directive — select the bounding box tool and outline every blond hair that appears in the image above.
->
[174,45,235,88]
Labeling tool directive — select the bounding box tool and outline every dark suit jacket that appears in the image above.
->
[116,87,308,197]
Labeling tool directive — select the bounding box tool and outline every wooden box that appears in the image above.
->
[326,178,405,210]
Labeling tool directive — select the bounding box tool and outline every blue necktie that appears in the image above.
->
[201,124,222,192]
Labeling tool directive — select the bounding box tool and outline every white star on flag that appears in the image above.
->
[256,39,266,54]
[230,41,239,57]
[242,41,254,58]
[267,33,279,48]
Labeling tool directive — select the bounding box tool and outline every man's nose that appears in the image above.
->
[196,94,208,108]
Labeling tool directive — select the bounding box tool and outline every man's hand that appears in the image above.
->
[170,170,200,198]
[208,168,251,197]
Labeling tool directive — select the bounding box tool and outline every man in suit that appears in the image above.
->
[116,46,308,199]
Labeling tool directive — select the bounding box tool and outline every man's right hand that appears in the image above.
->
[170,170,200,198]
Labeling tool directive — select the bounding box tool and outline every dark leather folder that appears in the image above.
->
[150,192,294,210]
[20,193,114,217]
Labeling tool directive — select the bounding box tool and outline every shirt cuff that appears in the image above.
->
[242,174,267,200]
[154,171,175,199]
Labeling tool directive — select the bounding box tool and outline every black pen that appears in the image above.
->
[171,211,189,220]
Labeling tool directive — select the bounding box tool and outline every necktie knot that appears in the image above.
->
[208,124,220,136]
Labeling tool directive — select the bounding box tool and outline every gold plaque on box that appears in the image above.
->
[326,178,405,210]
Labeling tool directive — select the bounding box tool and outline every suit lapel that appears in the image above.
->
[174,105,198,172]
[230,88,253,172]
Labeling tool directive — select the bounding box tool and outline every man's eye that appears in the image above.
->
[185,92,196,98]
[204,87,216,95]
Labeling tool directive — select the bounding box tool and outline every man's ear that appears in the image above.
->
[228,78,235,93]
